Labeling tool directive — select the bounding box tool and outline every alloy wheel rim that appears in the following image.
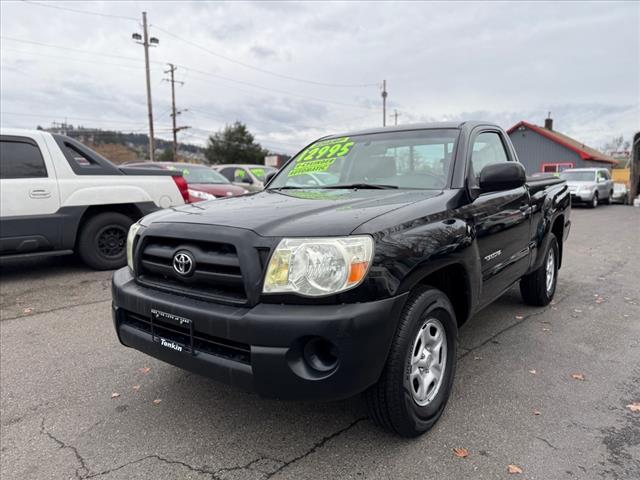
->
[545,249,555,294]
[406,318,447,407]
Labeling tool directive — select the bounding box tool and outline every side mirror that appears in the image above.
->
[265,171,276,184]
[479,162,526,193]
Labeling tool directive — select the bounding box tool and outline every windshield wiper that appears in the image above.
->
[321,183,398,190]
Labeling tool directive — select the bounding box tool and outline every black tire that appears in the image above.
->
[589,192,598,208]
[604,191,613,205]
[77,212,133,270]
[364,286,457,437]
[520,234,559,306]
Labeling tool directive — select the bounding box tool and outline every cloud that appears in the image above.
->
[1,0,637,154]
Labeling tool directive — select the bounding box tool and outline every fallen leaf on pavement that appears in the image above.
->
[515,315,524,320]
[533,410,541,416]
[508,464,523,474]
[574,309,582,313]
[453,447,469,458]
[528,369,537,375]
[23,308,33,314]
[153,399,162,405]
[626,402,640,413]
[139,367,151,374]
[474,356,482,361]
[595,298,605,304]
[542,327,551,332]
[132,385,141,391]
[571,373,585,381]
[111,392,120,399]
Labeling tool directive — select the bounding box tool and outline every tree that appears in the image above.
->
[204,122,268,165]
[158,148,174,162]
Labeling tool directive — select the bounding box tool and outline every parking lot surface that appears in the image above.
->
[1,206,639,480]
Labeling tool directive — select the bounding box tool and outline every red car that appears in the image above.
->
[127,162,248,202]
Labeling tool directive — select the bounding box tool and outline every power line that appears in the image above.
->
[1,111,173,128]
[1,36,378,112]
[21,0,138,22]
[151,26,378,89]
[17,1,377,89]
[0,48,147,71]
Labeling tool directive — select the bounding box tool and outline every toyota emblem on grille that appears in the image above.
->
[172,251,194,276]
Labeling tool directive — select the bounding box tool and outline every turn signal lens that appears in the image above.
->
[126,222,144,273]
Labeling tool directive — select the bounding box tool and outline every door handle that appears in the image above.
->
[29,188,51,199]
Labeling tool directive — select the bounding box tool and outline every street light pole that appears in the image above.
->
[132,12,159,161]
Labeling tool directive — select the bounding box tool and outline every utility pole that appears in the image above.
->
[392,109,400,126]
[381,79,388,127]
[163,63,189,162]
[132,12,159,161]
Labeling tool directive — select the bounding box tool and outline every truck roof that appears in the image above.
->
[321,121,501,141]
[0,127,49,137]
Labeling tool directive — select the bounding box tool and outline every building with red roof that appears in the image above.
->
[507,117,618,175]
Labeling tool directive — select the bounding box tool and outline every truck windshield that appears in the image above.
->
[268,129,459,190]
[560,171,596,182]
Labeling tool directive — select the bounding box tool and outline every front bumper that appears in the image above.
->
[112,268,408,400]
[570,191,594,203]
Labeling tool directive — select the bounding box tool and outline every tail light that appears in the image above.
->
[172,175,190,203]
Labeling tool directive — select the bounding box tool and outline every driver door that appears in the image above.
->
[469,130,532,306]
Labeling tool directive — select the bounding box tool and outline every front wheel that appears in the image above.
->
[590,193,599,208]
[364,287,457,437]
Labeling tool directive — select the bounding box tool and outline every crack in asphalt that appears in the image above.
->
[534,436,559,451]
[40,418,90,480]
[458,288,576,359]
[40,417,366,479]
[1,298,110,322]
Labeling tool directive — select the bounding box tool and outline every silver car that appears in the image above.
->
[213,164,277,192]
[561,168,614,208]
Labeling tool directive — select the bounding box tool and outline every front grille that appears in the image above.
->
[121,310,251,364]
[137,236,247,304]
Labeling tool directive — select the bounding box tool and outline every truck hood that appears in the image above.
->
[142,188,442,237]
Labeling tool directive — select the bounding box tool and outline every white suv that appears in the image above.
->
[0,129,187,269]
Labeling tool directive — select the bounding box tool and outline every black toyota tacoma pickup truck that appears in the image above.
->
[112,121,570,437]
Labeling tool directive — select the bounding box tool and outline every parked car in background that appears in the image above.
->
[0,129,187,269]
[561,168,614,208]
[214,164,277,192]
[112,121,570,437]
[128,162,248,202]
[612,183,629,204]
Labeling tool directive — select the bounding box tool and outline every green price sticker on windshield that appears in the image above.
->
[289,137,354,177]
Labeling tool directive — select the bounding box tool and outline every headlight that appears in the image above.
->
[263,236,374,297]
[126,221,144,272]
[189,189,216,200]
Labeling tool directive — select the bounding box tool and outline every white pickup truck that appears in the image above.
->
[0,129,187,269]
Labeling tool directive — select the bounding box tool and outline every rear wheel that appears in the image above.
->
[77,212,133,270]
[520,234,559,306]
[364,287,457,437]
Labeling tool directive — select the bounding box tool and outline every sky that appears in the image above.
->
[1,0,638,155]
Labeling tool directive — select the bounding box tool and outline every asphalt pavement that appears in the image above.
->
[1,205,639,480]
